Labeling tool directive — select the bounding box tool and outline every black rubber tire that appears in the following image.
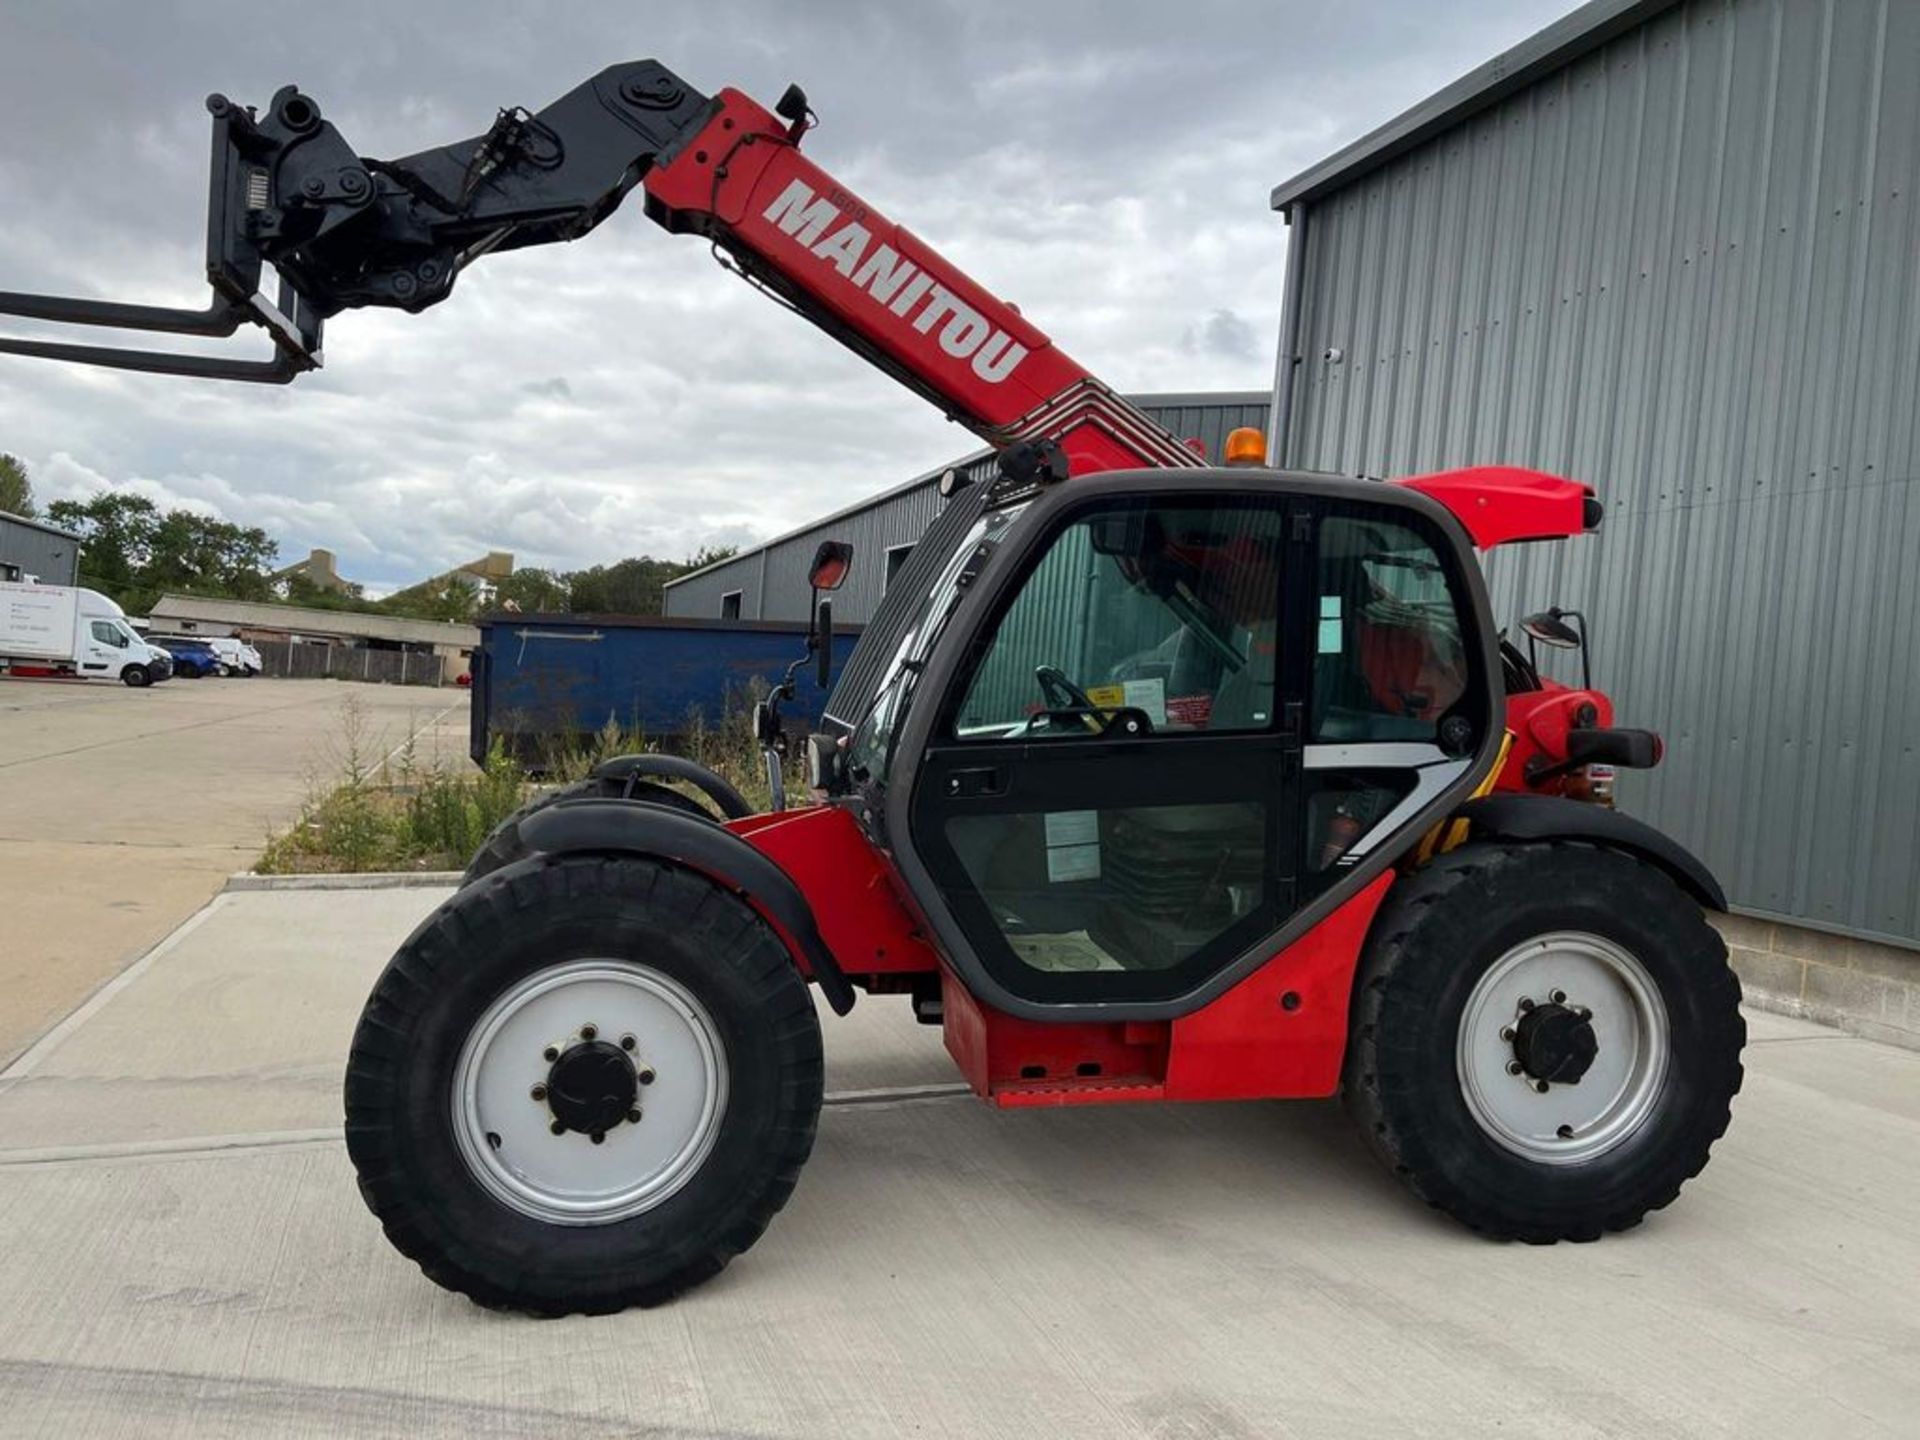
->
[120,665,150,688]
[345,853,824,1314]
[464,776,716,885]
[1344,840,1744,1242]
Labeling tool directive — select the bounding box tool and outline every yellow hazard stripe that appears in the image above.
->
[1413,730,1514,865]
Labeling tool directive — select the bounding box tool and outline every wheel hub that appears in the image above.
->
[545,1039,639,1136]
[1511,1001,1598,1085]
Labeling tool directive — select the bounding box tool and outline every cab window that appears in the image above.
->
[1310,513,1472,743]
[90,621,128,648]
[952,498,1287,740]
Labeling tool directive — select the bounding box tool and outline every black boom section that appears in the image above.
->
[1455,794,1727,911]
[0,62,712,381]
[515,799,855,1014]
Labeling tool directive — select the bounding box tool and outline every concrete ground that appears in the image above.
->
[0,884,1915,1439]
[0,677,467,1066]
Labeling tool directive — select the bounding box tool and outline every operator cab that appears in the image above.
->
[823,462,1498,1016]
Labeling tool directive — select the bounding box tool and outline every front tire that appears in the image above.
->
[464,775,716,885]
[345,854,824,1313]
[121,665,150,688]
[1345,841,1743,1242]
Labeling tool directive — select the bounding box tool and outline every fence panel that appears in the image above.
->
[252,640,446,686]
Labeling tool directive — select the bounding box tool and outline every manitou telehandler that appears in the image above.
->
[1,61,1743,1314]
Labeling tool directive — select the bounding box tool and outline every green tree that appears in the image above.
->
[45,491,277,611]
[142,510,278,601]
[0,454,34,517]
[381,574,482,623]
[684,543,738,571]
[48,492,159,598]
[493,567,570,613]
[565,556,685,615]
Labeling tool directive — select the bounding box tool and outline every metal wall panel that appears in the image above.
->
[0,515,81,586]
[664,395,1271,626]
[1280,0,1920,945]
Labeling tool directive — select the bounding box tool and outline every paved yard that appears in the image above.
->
[0,677,467,1065]
[0,884,1914,1439]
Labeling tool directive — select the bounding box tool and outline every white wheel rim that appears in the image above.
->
[1456,931,1669,1166]
[452,960,727,1225]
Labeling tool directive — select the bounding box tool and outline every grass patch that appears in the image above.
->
[256,697,795,874]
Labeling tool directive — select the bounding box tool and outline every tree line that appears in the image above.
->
[1,455,735,621]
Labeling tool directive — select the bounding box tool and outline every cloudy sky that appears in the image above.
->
[0,0,1571,591]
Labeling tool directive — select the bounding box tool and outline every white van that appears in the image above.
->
[0,583,173,686]
[203,635,264,676]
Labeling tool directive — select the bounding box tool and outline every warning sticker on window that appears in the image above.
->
[1046,844,1102,883]
[1165,694,1214,728]
[1121,678,1168,727]
[1044,809,1101,883]
[1318,593,1344,654]
[1044,810,1098,847]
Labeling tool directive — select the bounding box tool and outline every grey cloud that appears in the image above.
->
[0,0,1571,587]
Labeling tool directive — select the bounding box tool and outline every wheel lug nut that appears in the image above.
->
[627,1108,642,1124]
[1549,990,1567,1005]
[638,1068,656,1086]
[543,1045,559,1062]
[590,1131,606,1145]
[530,1083,547,1102]
[1533,1080,1550,1094]
[1499,1027,1515,1042]
[1506,1060,1524,1076]
[580,1024,598,1041]
[620,1034,637,1052]
[549,1120,565,1135]
[1517,997,1535,1012]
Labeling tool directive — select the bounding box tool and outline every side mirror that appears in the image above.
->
[1520,610,1581,648]
[815,599,834,689]
[808,540,852,592]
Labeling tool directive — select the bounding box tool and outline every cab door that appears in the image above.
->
[907,491,1310,1007]
[81,618,129,673]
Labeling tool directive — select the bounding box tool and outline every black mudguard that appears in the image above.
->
[516,799,855,1015]
[1452,794,1726,911]
[590,754,753,820]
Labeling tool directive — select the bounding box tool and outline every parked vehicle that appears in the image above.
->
[1,582,172,686]
[155,637,224,679]
[470,614,860,765]
[191,635,260,675]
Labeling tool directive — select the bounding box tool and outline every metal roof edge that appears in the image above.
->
[0,507,83,542]
[1269,0,1681,213]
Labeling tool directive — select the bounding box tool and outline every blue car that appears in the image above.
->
[156,637,223,679]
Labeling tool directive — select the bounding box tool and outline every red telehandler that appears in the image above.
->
[1,62,1742,1314]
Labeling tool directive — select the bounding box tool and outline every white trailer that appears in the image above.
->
[0,583,172,685]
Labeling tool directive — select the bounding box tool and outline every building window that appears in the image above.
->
[885,543,916,588]
[720,591,742,620]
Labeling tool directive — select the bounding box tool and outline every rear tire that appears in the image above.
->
[1344,841,1743,1242]
[345,854,824,1314]
[464,776,716,885]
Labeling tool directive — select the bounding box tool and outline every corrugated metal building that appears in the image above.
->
[0,509,81,586]
[664,393,1271,624]
[1269,0,1920,947]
